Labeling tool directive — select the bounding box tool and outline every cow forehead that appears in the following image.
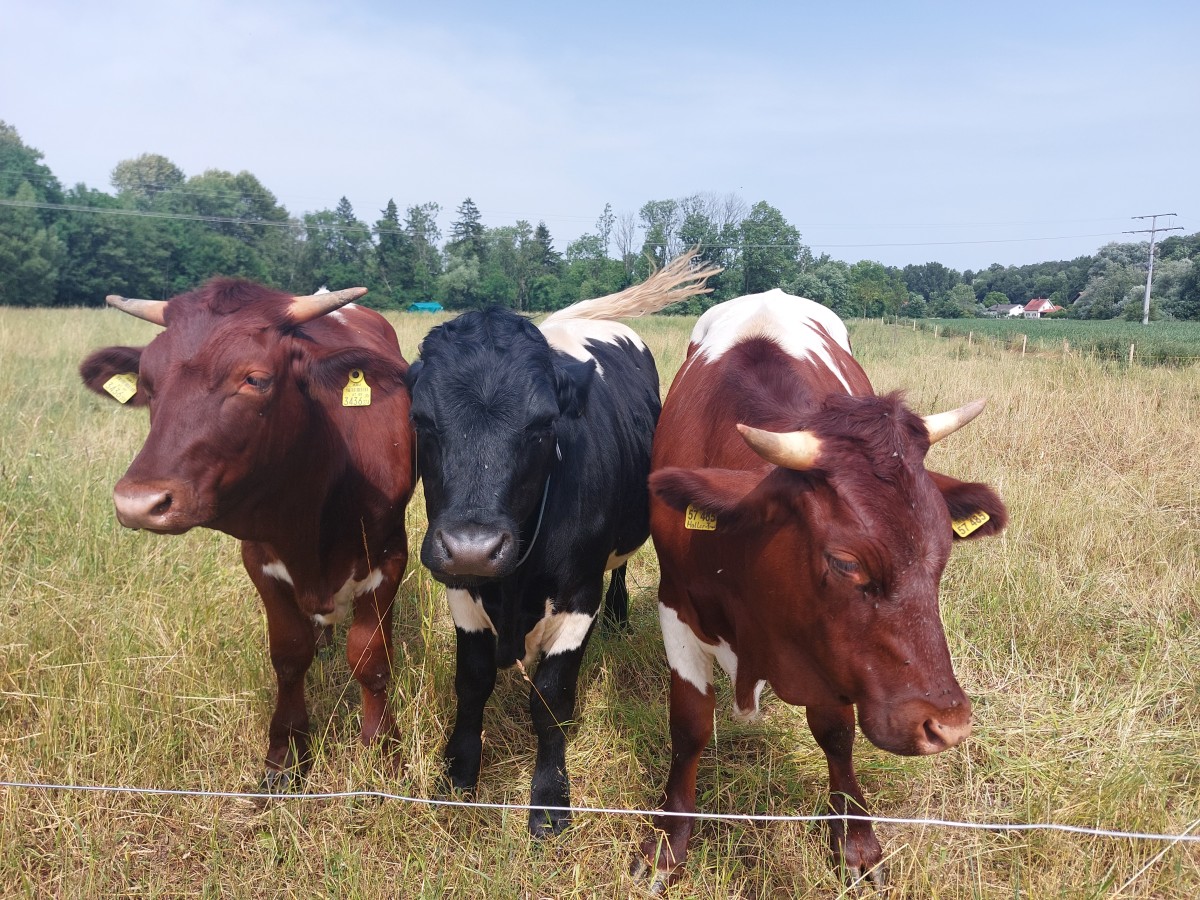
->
[689,289,854,391]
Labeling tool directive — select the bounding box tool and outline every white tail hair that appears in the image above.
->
[541,251,721,324]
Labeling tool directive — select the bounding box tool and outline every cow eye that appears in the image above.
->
[826,552,863,579]
[244,373,272,391]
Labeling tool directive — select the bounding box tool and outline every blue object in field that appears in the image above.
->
[408,301,444,313]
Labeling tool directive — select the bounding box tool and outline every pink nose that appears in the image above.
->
[113,479,193,533]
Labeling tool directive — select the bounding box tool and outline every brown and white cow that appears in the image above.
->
[635,289,1007,887]
[80,278,415,788]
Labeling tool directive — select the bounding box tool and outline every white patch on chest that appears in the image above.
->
[446,588,497,634]
[688,289,855,393]
[658,603,764,721]
[263,560,294,586]
[541,319,646,378]
[605,549,636,571]
[523,599,595,668]
[311,568,384,626]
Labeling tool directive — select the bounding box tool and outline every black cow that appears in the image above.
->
[407,261,716,836]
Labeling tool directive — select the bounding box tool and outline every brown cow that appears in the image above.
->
[80,279,415,788]
[634,289,1007,888]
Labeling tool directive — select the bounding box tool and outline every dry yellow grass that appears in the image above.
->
[0,308,1197,898]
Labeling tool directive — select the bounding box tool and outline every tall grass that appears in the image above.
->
[0,308,1197,897]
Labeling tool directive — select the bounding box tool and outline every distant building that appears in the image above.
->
[407,301,444,313]
[1022,298,1064,319]
[985,303,1025,318]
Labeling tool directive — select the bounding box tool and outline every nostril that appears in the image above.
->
[922,719,947,751]
[150,493,173,517]
[488,533,509,562]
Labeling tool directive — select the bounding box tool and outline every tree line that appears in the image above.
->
[2,121,1198,320]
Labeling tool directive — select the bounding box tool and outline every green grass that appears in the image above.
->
[1,308,1198,897]
[913,317,1200,366]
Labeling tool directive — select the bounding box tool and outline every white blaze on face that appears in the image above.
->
[658,603,765,721]
[687,289,855,393]
[541,319,646,378]
[523,599,595,669]
[446,588,496,634]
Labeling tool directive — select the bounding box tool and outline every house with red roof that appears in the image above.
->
[1022,298,1064,319]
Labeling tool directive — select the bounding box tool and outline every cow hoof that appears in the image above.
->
[257,766,305,803]
[527,807,571,838]
[629,855,674,895]
[842,859,887,890]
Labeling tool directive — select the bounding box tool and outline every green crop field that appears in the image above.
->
[1,309,1197,898]
[914,317,1200,367]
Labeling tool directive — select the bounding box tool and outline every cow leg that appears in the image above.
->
[602,563,631,632]
[346,568,401,759]
[635,669,715,889]
[444,626,497,792]
[252,576,317,791]
[806,703,885,885]
[526,601,599,838]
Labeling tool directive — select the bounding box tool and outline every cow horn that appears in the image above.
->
[737,423,822,471]
[106,295,168,326]
[289,287,368,324]
[923,398,987,445]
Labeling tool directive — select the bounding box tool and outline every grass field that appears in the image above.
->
[1,307,1197,898]
[914,317,1200,367]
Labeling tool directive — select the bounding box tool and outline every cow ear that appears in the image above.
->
[306,348,409,396]
[929,470,1008,540]
[80,346,148,407]
[404,359,424,395]
[555,358,596,418]
[650,466,790,530]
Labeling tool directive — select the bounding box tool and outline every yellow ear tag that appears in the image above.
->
[952,509,990,538]
[102,372,139,404]
[342,369,371,407]
[685,505,718,531]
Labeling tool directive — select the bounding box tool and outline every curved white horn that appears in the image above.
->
[736,423,822,471]
[106,295,168,326]
[289,287,368,324]
[923,398,987,445]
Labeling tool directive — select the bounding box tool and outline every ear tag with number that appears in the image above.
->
[102,372,139,404]
[685,505,718,531]
[342,369,371,407]
[952,509,990,537]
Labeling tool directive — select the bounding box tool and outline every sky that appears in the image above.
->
[3,0,1197,272]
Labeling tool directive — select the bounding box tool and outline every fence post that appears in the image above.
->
[1129,343,1135,367]
[968,331,973,347]
[1022,335,1028,357]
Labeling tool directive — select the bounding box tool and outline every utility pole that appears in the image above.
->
[1125,213,1183,325]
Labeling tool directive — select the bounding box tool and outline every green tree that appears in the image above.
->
[0,181,65,305]
[849,260,907,318]
[447,197,486,263]
[110,153,185,206]
[737,201,804,296]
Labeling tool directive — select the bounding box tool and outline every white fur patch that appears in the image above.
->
[688,289,855,392]
[312,568,384,626]
[523,599,594,667]
[605,549,636,571]
[263,560,294,586]
[659,606,765,720]
[446,588,496,634]
[541,319,646,378]
[658,603,714,694]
